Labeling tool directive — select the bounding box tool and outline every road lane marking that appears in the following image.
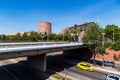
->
[1,67,19,80]
[60,69,92,80]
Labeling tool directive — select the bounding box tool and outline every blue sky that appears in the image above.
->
[0,0,120,34]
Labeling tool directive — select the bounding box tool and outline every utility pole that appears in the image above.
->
[102,32,105,67]
[113,26,114,44]
[102,33,105,47]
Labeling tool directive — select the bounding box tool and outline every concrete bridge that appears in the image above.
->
[0,42,87,72]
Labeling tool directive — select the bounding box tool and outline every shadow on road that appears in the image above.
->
[0,48,93,80]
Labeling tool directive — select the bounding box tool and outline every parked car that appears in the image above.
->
[77,62,94,72]
[106,74,120,80]
[103,60,115,67]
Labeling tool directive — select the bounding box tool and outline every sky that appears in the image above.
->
[0,0,120,34]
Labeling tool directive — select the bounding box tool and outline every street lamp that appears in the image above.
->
[102,32,105,67]
[113,26,114,44]
[102,33,105,47]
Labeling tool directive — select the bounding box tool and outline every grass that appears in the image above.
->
[52,73,63,79]
[52,73,72,80]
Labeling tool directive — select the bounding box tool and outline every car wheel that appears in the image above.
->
[88,69,90,71]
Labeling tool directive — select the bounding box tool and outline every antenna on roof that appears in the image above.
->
[97,16,99,24]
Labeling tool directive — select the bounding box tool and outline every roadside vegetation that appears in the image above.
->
[82,23,120,63]
[51,73,71,80]
[0,32,70,42]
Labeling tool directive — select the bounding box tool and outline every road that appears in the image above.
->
[0,54,115,80]
[0,58,48,80]
[47,55,109,80]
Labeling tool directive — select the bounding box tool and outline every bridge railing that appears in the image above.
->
[0,42,83,51]
[0,42,68,49]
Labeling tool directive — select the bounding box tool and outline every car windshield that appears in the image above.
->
[80,63,90,67]
[86,64,90,67]
[108,76,119,80]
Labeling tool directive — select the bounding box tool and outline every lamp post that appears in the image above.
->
[102,33,105,47]
[113,26,114,44]
[102,32,105,67]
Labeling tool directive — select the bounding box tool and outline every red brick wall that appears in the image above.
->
[96,49,120,61]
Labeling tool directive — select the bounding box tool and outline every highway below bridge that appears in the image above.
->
[0,54,110,80]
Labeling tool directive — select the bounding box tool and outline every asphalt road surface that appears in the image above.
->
[47,55,109,80]
[0,54,114,80]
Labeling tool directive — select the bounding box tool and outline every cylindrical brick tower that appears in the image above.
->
[38,22,52,34]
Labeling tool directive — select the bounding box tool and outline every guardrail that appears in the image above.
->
[0,42,83,53]
[0,42,68,49]
[0,42,67,46]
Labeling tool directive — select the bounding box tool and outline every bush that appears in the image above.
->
[113,54,118,61]
[111,41,120,51]
[104,42,112,48]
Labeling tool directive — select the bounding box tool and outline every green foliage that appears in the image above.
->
[64,29,71,41]
[111,41,120,51]
[22,32,28,41]
[82,23,102,52]
[98,46,107,56]
[82,23,103,64]
[113,54,118,61]
[105,24,120,42]
[104,42,112,48]
[70,24,79,37]
[0,32,71,42]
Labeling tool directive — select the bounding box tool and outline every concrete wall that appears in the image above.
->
[27,54,46,72]
[63,47,93,60]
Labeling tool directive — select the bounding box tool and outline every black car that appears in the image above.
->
[103,60,115,67]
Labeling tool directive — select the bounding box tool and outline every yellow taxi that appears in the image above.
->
[77,62,94,72]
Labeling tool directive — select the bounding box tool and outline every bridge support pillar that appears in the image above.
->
[27,54,46,72]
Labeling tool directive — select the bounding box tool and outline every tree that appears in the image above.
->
[64,28,71,41]
[16,33,21,41]
[22,32,28,41]
[70,24,79,41]
[47,33,57,41]
[97,45,108,66]
[0,35,7,42]
[111,41,120,51]
[105,24,120,42]
[82,23,102,64]
[56,34,63,41]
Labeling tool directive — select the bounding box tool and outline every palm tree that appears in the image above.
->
[70,24,79,41]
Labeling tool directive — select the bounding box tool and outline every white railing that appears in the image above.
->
[0,42,83,53]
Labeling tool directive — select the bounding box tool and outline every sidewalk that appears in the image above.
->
[94,58,120,64]
[89,58,120,75]
[94,65,120,75]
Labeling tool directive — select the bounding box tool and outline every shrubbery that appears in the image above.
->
[111,41,120,51]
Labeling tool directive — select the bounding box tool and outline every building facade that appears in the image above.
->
[69,22,95,36]
[38,22,52,34]
[61,28,69,34]
[68,22,95,42]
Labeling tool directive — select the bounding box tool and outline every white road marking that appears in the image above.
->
[1,66,19,80]
[65,70,92,80]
